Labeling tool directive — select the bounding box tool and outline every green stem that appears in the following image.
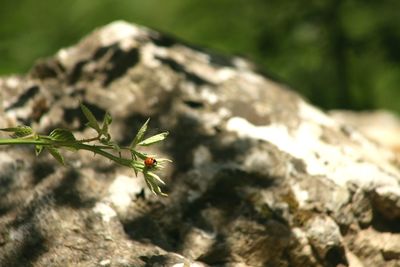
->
[72,143,132,167]
[0,138,132,168]
[78,135,101,143]
[0,138,50,146]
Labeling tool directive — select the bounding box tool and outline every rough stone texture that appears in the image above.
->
[0,21,400,266]
[330,110,400,156]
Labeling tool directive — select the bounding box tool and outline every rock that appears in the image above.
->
[351,188,373,227]
[349,228,400,266]
[371,185,400,221]
[304,215,346,266]
[0,20,400,266]
[330,110,400,155]
[288,227,320,267]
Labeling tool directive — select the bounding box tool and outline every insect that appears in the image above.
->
[144,157,157,168]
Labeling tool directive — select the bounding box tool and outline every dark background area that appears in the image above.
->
[0,0,399,114]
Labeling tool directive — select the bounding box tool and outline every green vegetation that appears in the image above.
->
[0,104,171,196]
[0,0,399,113]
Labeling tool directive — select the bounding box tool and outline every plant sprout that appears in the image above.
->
[0,104,171,196]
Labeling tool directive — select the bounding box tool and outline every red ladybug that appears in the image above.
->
[144,157,157,168]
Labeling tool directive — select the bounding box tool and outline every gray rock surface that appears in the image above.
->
[0,20,400,267]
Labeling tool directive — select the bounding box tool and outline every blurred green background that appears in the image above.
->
[0,0,399,113]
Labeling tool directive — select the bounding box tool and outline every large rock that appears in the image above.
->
[0,21,399,266]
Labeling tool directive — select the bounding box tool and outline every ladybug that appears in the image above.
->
[144,157,157,168]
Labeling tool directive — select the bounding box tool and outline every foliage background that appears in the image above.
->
[0,0,399,114]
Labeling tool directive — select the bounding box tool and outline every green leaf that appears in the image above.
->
[100,138,120,152]
[101,112,112,135]
[143,170,167,196]
[138,132,169,146]
[100,134,112,144]
[0,125,33,138]
[47,147,65,165]
[130,150,147,160]
[131,160,145,171]
[130,160,145,177]
[80,103,101,133]
[155,158,173,163]
[151,158,172,169]
[35,145,43,156]
[49,129,76,142]
[146,171,166,185]
[130,118,150,149]
[130,161,139,176]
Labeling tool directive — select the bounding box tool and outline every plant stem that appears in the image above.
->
[0,138,133,168]
[0,138,50,146]
[72,142,132,167]
[78,136,101,143]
